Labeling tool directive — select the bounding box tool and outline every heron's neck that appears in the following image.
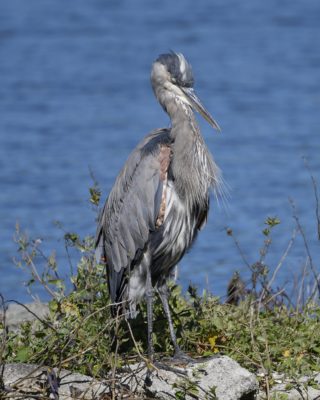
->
[160,95,219,204]
[166,98,212,203]
[167,98,199,141]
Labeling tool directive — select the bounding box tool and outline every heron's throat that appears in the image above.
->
[166,96,199,139]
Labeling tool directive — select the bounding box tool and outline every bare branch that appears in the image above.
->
[303,157,320,240]
[267,228,297,291]
[0,293,7,391]
[290,198,320,297]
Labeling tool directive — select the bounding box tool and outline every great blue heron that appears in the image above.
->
[95,52,222,363]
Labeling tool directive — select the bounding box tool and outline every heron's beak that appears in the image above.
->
[181,87,221,132]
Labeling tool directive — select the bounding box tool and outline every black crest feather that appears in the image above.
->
[157,52,194,88]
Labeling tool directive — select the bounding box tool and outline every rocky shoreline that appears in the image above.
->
[1,302,319,399]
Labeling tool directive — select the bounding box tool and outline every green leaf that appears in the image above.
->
[89,186,101,206]
[265,216,280,227]
[16,347,31,362]
[263,228,270,236]
[64,232,79,244]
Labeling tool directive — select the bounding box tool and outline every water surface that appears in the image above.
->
[0,0,319,302]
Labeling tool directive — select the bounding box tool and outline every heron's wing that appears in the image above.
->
[95,129,172,302]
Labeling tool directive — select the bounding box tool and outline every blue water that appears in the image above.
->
[1,0,319,303]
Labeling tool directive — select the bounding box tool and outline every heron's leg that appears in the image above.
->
[158,285,193,362]
[158,285,179,354]
[144,263,155,387]
[146,264,154,361]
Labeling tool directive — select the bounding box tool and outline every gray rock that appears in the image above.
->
[267,373,320,400]
[0,302,49,329]
[118,355,258,399]
[257,372,320,400]
[2,363,108,399]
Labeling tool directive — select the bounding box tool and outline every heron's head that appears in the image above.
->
[151,52,220,131]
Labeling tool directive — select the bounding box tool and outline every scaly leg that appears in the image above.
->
[145,264,154,386]
[146,264,154,361]
[158,284,193,362]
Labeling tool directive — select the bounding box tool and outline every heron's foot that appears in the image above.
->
[154,360,188,375]
[144,359,187,386]
[172,349,194,364]
[157,349,194,366]
[171,349,217,364]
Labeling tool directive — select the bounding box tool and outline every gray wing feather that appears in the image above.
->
[95,129,171,301]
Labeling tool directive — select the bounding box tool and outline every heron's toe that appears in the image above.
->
[172,349,194,364]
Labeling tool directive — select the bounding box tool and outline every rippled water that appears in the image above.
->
[1,0,319,302]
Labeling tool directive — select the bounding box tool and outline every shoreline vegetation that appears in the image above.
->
[1,178,320,399]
